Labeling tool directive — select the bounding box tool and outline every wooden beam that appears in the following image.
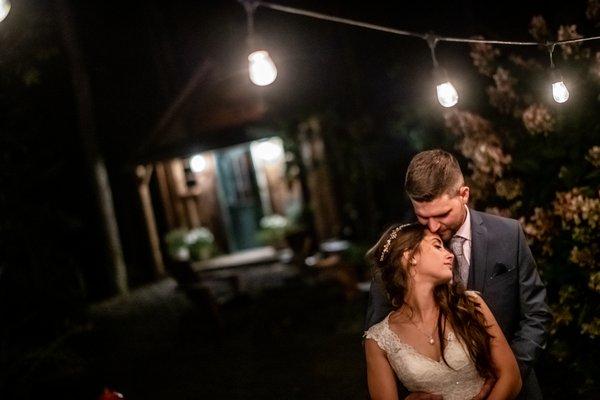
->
[134,60,213,161]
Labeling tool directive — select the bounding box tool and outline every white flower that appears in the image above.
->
[260,214,289,230]
[185,227,214,245]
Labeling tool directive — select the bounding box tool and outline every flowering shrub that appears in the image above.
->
[444,3,600,394]
[521,103,555,135]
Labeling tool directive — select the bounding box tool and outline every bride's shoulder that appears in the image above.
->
[363,312,393,342]
[363,313,401,353]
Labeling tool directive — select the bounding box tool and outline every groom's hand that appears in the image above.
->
[404,393,443,400]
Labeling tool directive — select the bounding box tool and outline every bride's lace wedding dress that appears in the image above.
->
[364,312,484,400]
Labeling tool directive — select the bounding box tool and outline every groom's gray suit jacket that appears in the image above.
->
[365,209,552,399]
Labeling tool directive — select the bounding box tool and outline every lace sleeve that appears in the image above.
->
[363,321,390,353]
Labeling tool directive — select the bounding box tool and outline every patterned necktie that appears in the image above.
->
[449,236,469,286]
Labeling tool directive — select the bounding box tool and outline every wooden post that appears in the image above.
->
[185,195,201,228]
[135,164,166,279]
[56,0,128,295]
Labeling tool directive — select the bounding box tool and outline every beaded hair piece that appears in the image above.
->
[379,223,415,262]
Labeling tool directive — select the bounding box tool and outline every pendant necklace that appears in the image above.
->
[409,315,438,345]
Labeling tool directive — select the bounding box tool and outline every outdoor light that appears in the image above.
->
[552,80,569,103]
[548,43,569,104]
[436,81,459,108]
[427,35,458,108]
[242,0,277,86]
[233,1,600,109]
[248,50,277,86]
[255,140,282,162]
[0,0,10,23]
[190,154,207,173]
[432,68,459,108]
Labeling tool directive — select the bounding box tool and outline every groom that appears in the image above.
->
[365,149,552,399]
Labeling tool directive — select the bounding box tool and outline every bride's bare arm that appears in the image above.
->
[365,339,399,400]
[469,293,522,400]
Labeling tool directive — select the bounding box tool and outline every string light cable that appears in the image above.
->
[245,0,600,47]
[238,0,600,103]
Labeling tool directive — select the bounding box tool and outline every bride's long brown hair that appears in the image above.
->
[366,223,494,379]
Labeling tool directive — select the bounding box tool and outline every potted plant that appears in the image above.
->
[186,227,216,261]
[256,214,290,249]
[164,226,216,261]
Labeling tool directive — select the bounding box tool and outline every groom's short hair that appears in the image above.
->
[405,149,464,202]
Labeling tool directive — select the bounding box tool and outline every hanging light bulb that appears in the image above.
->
[551,80,569,103]
[242,1,277,86]
[432,68,459,108]
[436,81,459,107]
[547,43,569,104]
[0,0,10,23]
[427,35,458,108]
[248,50,277,86]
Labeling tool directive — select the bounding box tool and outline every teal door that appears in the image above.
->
[215,146,264,252]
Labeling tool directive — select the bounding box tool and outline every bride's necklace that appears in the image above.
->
[409,316,439,345]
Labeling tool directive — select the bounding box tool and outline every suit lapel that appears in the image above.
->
[469,209,488,293]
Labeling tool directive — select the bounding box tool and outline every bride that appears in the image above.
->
[364,223,522,400]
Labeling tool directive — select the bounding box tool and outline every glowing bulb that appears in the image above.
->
[0,0,10,23]
[255,141,282,162]
[190,155,206,173]
[248,50,277,86]
[552,81,569,103]
[436,81,458,107]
